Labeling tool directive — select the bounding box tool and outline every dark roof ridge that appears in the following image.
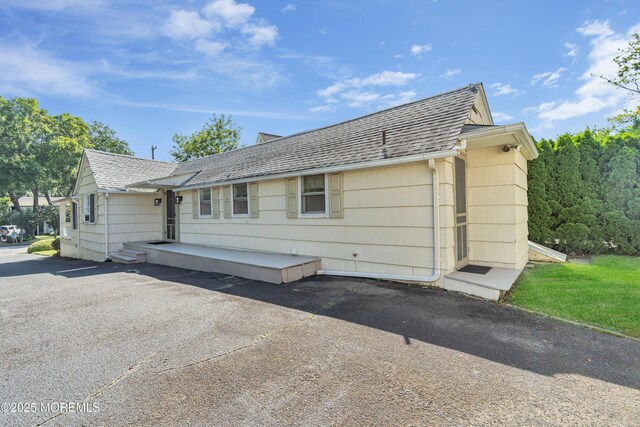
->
[84,148,176,165]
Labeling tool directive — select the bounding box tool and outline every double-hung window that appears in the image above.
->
[233,183,248,215]
[301,174,326,214]
[83,194,95,223]
[64,203,72,223]
[199,188,212,216]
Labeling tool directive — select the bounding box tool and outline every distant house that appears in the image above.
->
[58,83,538,300]
[12,196,65,235]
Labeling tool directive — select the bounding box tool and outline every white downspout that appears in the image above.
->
[317,155,442,283]
[104,192,109,260]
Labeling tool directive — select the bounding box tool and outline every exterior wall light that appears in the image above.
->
[154,198,162,206]
[175,196,183,204]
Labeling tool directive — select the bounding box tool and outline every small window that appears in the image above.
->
[83,194,95,223]
[301,174,326,214]
[199,188,212,216]
[64,203,72,223]
[233,183,248,215]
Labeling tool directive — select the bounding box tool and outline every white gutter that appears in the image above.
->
[317,154,443,283]
[104,193,109,260]
[178,149,459,192]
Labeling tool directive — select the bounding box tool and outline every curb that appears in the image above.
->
[501,303,640,343]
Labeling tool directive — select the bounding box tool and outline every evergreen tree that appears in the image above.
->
[527,140,552,243]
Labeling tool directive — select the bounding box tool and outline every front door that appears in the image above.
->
[165,190,177,241]
[454,156,468,268]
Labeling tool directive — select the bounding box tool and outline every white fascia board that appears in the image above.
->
[463,122,538,160]
[175,149,459,192]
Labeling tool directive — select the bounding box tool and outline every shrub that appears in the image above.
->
[27,239,54,254]
[51,237,60,252]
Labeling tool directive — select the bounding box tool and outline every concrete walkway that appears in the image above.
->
[1,252,639,426]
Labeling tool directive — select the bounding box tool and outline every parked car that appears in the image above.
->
[0,225,24,239]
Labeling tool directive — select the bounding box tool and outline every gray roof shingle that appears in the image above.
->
[84,149,177,192]
[83,83,481,192]
[173,83,480,189]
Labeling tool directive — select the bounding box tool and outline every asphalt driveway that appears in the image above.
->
[1,246,639,426]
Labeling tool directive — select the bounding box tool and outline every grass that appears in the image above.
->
[508,256,640,338]
[35,235,54,241]
[32,249,58,256]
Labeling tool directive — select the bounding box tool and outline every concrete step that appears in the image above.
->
[111,252,141,265]
[443,267,522,301]
[119,249,146,263]
[443,276,502,301]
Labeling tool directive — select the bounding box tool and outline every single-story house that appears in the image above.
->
[58,83,538,300]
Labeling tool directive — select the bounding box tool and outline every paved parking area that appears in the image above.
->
[1,246,639,426]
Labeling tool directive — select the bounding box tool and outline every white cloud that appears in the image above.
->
[577,20,614,38]
[282,4,296,12]
[194,39,226,56]
[163,10,215,40]
[203,0,255,27]
[378,90,417,108]
[351,71,417,87]
[492,112,514,122]
[164,1,278,50]
[241,22,278,47]
[0,43,94,97]
[564,42,579,58]
[316,70,418,109]
[341,91,381,108]
[490,83,524,97]
[440,68,461,80]
[309,105,333,113]
[1,0,103,11]
[531,67,566,87]
[410,44,432,55]
[535,20,637,123]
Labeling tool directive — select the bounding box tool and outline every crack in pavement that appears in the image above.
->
[33,352,157,427]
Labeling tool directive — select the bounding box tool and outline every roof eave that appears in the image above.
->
[462,122,539,160]
[175,149,460,192]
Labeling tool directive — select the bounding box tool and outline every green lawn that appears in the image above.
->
[32,249,58,256]
[508,256,640,338]
[35,235,54,241]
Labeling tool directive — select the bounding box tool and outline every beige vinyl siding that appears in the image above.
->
[466,147,529,269]
[179,162,442,277]
[75,160,105,261]
[106,193,163,254]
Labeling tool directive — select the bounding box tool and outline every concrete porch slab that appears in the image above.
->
[443,267,523,301]
[123,242,320,284]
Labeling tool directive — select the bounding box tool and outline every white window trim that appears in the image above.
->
[198,188,213,218]
[232,183,250,218]
[83,194,95,224]
[298,174,329,218]
[64,203,72,224]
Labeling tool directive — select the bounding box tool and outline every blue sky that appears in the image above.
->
[0,0,638,161]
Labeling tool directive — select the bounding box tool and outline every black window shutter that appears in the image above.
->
[72,202,78,229]
[89,194,95,223]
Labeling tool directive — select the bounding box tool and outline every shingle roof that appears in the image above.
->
[83,83,481,192]
[173,83,481,189]
[84,149,177,192]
